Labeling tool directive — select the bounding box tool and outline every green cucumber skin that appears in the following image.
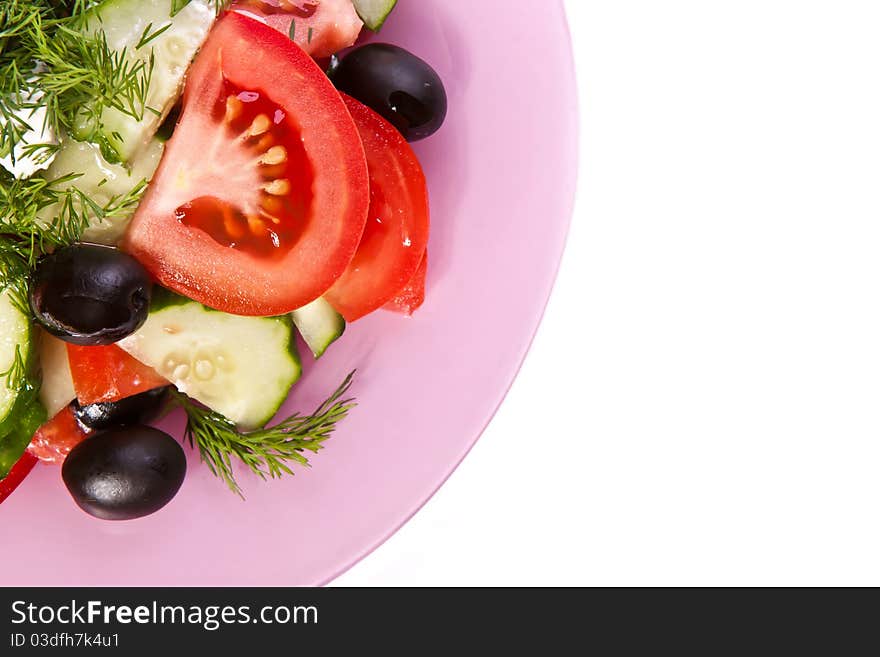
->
[310,316,345,359]
[148,286,196,314]
[151,288,303,378]
[0,387,41,454]
[127,288,302,429]
[0,400,47,479]
[353,0,399,31]
[248,334,300,428]
[0,289,38,438]
[291,298,346,359]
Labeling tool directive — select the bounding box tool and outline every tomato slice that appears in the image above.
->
[0,451,38,504]
[231,0,363,59]
[124,13,369,316]
[27,406,92,464]
[67,344,167,405]
[324,95,430,321]
[384,252,428,316]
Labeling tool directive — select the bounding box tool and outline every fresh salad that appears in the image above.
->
[0,0,446,520]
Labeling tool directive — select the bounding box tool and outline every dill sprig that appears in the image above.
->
[0,7,157,156]
[0,239,31,290]
[0,0,155,263]
[0,1,226,164]
[31,25,157,140]
[0,254,32,395]
[0,171,148,267]
[173,372,357,497]
[0,345,28,393]
[173,0,230,17]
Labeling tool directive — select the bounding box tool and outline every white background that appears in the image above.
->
[335,0,880,586]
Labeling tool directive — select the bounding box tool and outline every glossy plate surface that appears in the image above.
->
[1,0,577,586]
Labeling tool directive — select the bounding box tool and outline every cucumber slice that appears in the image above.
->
[0,401,46,479]
[291,298,345,359]
[74,0,215,163]
[117,291,301,430]
[37,331,76,418]
[352,0,399,31]
[39,138,164,245]
[0,285,35,435]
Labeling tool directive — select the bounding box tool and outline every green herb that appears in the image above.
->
[1,2,156,158]
[136,22,173,50]
[170,0,190,16]
[173,372,357,497]
[0,344,27,395]
[0,0,158,282]
[32,28,156,140]
[0,273,42,479]
[172,0,230,17]
[0,240,31,295]
[289,20,315,44]
[0,244,37,402]
[0,171,148,269]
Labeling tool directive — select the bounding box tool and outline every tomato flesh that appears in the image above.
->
[27,406,91,464]
[384,252,428,316]
[67,344,167,405]
[124,13,369,316]
[231,0,363,59]
[325,95,430,322]
[0,451,38,504]
[174,80,315,260]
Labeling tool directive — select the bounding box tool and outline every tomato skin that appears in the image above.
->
[324,95,430,322]
[231,0,363,59]
[27,406,92,464]
[384,252,428,316]
[0,452,38,504]
[67,344,167,406]
[124,13,369,316]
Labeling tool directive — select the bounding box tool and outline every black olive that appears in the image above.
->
[332,43,447,141]
[72,387,169,431]
[29,244,152,346]
[62,426,186,521]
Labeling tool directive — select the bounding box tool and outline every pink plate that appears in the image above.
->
[1,0,577,586]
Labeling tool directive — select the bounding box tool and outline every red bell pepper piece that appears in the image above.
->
[0,451,38,504]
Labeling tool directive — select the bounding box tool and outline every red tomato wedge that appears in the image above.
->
[124,13,369,316]
[27,406,92,464]
[384,252,428,316]
[0,451,38,503]
[324,95,430,321]
[231,0,363,59]
[67,344,167,406]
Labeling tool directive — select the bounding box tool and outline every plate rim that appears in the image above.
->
[319,2,580,585]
